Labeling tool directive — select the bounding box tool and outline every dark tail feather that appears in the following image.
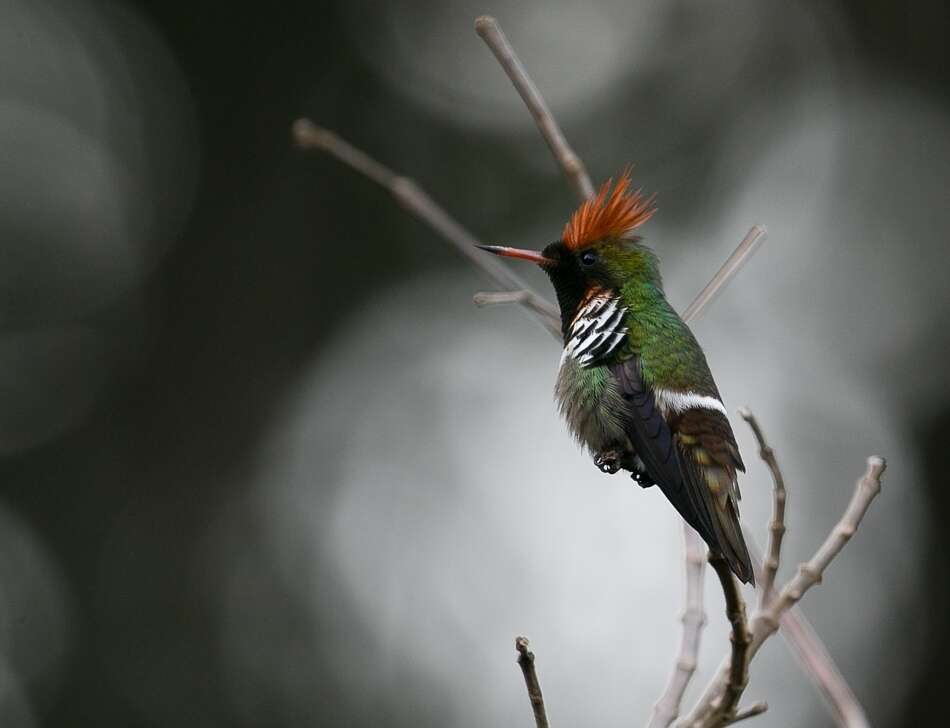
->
[675,457,755,585]
[709,498,755,585]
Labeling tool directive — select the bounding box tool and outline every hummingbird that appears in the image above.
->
[478,171,754,584]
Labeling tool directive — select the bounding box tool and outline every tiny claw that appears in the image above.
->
[594,451,621,475]
[631,470,656,489]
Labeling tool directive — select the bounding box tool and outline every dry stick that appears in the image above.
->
[704,554,753,725]
[647,526,707,728]
[740,414,867,728]
[679,457,886,727]
[729,703,768,725]
[740,418,869,728]
[475,15,595,201]
[777,603,870,728]
[765,457,885,627]
[681,226,768,323]
[516,637,551,728]
[292,119,562,338]
[473,290,564,327]
[737,408,787,611]
[742,532,869,728]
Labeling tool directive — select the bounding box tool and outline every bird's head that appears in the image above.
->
[478,170,658,329]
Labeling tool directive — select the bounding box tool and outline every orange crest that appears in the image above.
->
[562,169,656,250]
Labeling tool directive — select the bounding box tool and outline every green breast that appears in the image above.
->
[554,356,627,452]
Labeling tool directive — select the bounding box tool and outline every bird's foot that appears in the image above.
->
[594,450,622,475]
[631,469,656,489]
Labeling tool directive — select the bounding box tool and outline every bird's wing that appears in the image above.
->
[612,357,754,584]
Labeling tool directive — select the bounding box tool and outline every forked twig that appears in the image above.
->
[737,408,787,609]
[292,119,561,337]
[763,457,885,628]
[648,526,706,728]
[516,637,550,728]
[742,419,869,728]
[679,458,885,726]
[475,15,595,201]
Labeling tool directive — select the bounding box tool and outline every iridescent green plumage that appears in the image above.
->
[479,172,754,583]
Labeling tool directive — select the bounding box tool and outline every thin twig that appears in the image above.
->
[763,457,885,628]
[727,702,768,725]
[740,414,870,728]
[702,553,752,726]
[473,290,562,328]
[475,16,595,201]
[679,458,885,726]
[292,119,562,337]
[648,525,707,728]
[516,637,550,728]
[743,532,869,728]
[777,602,870,728]
[681,226,768,324]
[737,408,787,610]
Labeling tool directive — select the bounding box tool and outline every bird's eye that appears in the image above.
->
[580,250,597,266]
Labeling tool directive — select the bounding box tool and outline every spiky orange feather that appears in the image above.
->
[562,169,656,250]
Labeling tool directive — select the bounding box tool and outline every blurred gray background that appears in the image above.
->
[0,0,947,725]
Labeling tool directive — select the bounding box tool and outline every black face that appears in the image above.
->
[540,241,608,339]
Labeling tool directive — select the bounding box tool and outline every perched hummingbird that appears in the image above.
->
[478,171,754,583]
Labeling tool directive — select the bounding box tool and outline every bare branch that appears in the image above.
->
[679,458,885,726]
[516,636,551,728]
[700,553,753,727]
[293,119,561,337]
[475,16,595,201]
[727,702,768,725]
[648,525,707,728]
[737,408,787,609]
[762,457,885,626]
[777,602,870,728]
[681,226,768,324]
[740,414,870,728]
[473,290,564,332]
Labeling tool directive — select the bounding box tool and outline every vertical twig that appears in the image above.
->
[741,412,870,728]
[516,637,551,728]
[679,458,885,726]
[475,15,595,201]
[702,553,754,726]
[737,408,787,610]
[648,526,707,728]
